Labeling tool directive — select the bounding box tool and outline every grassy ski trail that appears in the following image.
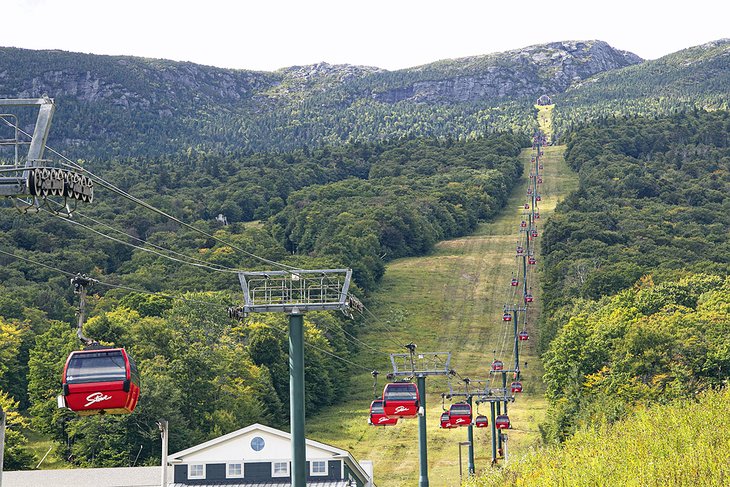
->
[307,140,577,486]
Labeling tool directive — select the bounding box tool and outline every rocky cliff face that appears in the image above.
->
[0,41,641,110]
[0,47,278,111]
[0,41,647,155]
[369,40,643,104]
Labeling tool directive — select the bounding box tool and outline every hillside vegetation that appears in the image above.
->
[468,108,730,486]
[306,140,577,486]
[553,39,730,138]
[467,386,730,487]
[0,40,637,156]
[0,133,525,469]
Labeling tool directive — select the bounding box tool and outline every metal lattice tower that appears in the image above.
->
[236,268,352,314]
[389,348,452,487]
[0,97,94,214]
[235,268,353,487]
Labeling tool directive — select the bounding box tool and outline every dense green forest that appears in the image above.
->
[552,40,730,140]
[0,40,640,157]
[0,133,525,468]
[537,109,730,440]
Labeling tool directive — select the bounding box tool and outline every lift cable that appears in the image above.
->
[350,300,410,350]
[68,208,246,274]
[43,207,242,275]
[0,117,298,272]
[262,321,378,374]
[1,244,392,369]
[0,247,224,308]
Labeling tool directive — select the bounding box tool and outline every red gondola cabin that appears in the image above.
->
[511,278,519,287]
[495,414,511,429]
[475,415,489,428]
[369,399,398,426]
[440,412,454,429]
[520,220,527,228]
[524,203,530,209]
[518,330,529,341]
[528,257,536,265]
[525,293,534,303]
[491,359,504,371]
[382,382,419,418]
[511,381,523,393]
[502,313,512,322]
[516,246,524,254]
[448,402,472,427]
[62,348,140,415]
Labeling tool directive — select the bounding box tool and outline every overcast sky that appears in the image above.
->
[4,0,729,71]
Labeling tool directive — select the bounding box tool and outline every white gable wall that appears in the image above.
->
[174,427,339,463]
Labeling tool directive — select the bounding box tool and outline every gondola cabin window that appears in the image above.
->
[384,383,417,400]
[66,351,127,383]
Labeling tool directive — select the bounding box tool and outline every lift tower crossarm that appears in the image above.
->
[0,96,55,164]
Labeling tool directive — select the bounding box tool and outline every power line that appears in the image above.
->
[260,321,378,374]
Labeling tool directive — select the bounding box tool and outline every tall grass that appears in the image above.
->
[465,388,730,486]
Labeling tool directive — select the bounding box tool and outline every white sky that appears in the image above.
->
[4,0,729,71]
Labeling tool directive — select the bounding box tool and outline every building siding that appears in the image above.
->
[206,463,226,480]
[243,462,279,482]
[344,464,365,487]
[174,464,187,483]
[173,460,344,484]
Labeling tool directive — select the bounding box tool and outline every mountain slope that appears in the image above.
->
[0,40,639,157]
[554,39,730,134]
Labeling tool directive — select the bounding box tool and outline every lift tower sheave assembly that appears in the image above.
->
[235,269,353,487]
[0,97,94,211]
[389,350,452,487]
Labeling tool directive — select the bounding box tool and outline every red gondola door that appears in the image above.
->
[62,348,140,415]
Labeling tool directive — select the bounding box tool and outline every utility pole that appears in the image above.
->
[489,401,496,464]
[504,305,526,379]
[1,405,5,487]
[157,419,168,487]
[389,351,452,487]
[289,309,306,487]
[234,269,354,487]
[466,394,475,475]
[417,375,428,487]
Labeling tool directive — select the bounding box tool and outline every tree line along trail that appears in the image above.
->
[306,114,579,486]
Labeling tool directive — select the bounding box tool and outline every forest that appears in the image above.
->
[538,109,730,441]
[0,132,525,468]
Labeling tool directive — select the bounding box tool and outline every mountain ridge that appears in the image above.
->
[0,39,725,157]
